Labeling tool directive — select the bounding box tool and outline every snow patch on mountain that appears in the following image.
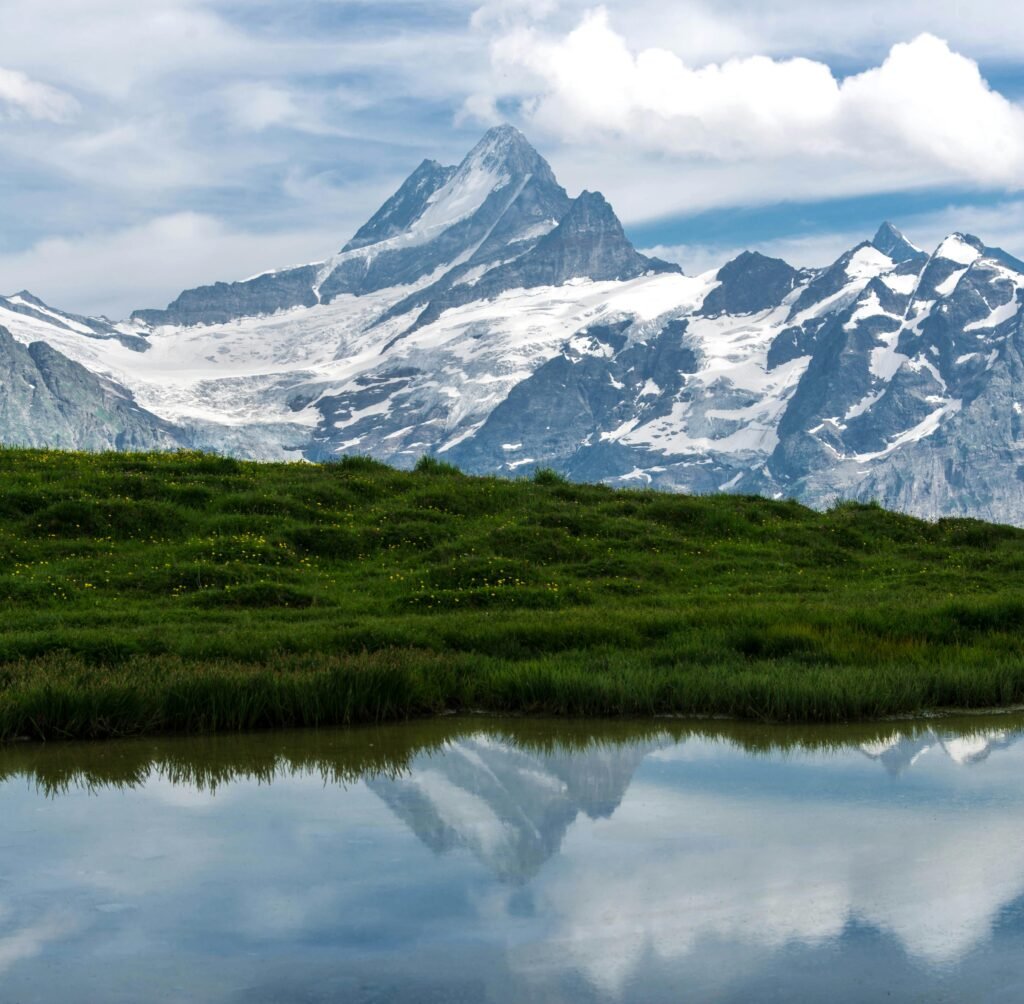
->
[936,234,983,266]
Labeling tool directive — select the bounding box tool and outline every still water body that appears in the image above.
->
[3,715,1024,1003]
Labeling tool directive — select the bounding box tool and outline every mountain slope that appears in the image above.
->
[6,130,1024,522]
[0,325,184,451]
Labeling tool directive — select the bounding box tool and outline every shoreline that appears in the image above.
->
[6,650,1024,743]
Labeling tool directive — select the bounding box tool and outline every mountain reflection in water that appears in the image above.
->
[2,715,1024,1003]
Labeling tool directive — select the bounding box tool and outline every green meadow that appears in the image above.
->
[1,447,1024,741]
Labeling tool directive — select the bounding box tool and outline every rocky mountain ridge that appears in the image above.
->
[4,126,1024,523]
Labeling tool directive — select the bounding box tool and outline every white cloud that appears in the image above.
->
[0,1,249,100]
[476,0,1024,65]
[224,83,306,133]
[0,213,351,319]
[471,0,558,29]
[476,12,1024,190]
[0,67,77,122]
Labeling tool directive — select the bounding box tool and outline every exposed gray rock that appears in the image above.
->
[342,159,457,252]
[871,222,926,264]
[447,316,697,476]
[318,125,573,304]
[131,265,320,328]
[504,190,680,285]
[398,191,679,334]
[788,243,876,317]
[699,251,801,317]
[0,326,184,451]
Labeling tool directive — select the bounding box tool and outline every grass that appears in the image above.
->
[1,446,1024,740]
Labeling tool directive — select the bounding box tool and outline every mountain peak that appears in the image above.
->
[559,190,619,229]
[934,232,985,265]
[462,123,546,176]
[871,222,924,263]
[931,232,1024,274]
[873,221,903,244]
[520,189,679,283]
[342,158,457,253]
[475,123,530,150]
[699,250,800,317]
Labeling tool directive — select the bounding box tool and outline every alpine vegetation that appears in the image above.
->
[3,448,1024,740]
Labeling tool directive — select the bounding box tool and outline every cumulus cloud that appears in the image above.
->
[475,10,1024,189]
[0,67,77,122]
[476,0,1024,67]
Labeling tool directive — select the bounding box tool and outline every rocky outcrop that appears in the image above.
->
[699,251,801,317]
[130,265,321,328]
[401,190,679,333]
[342,159,457,252]
[0,326,184,451]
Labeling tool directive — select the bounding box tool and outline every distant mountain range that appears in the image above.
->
[4,125,1024,522]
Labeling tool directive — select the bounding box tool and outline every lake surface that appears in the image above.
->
[4,715,1024,1002]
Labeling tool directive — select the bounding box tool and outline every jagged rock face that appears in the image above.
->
[871,221,927,264]
[699,251,801,317]
[398,190,678,334]
[341,159,457,253]
[0,326,183,451]
[758,233,1024,524]
[510,190,678,286]
[8,127,1024,523]
[446,318,698,477]
[317,126,574,303]
[131,266,321,328]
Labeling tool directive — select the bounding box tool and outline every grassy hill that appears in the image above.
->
[1,448,1024,740]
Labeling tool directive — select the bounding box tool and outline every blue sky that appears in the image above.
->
[5,0,1024,316]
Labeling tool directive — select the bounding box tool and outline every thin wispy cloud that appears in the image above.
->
[0,67,78,122]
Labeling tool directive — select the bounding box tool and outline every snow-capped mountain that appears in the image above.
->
[5,125,1024,522]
